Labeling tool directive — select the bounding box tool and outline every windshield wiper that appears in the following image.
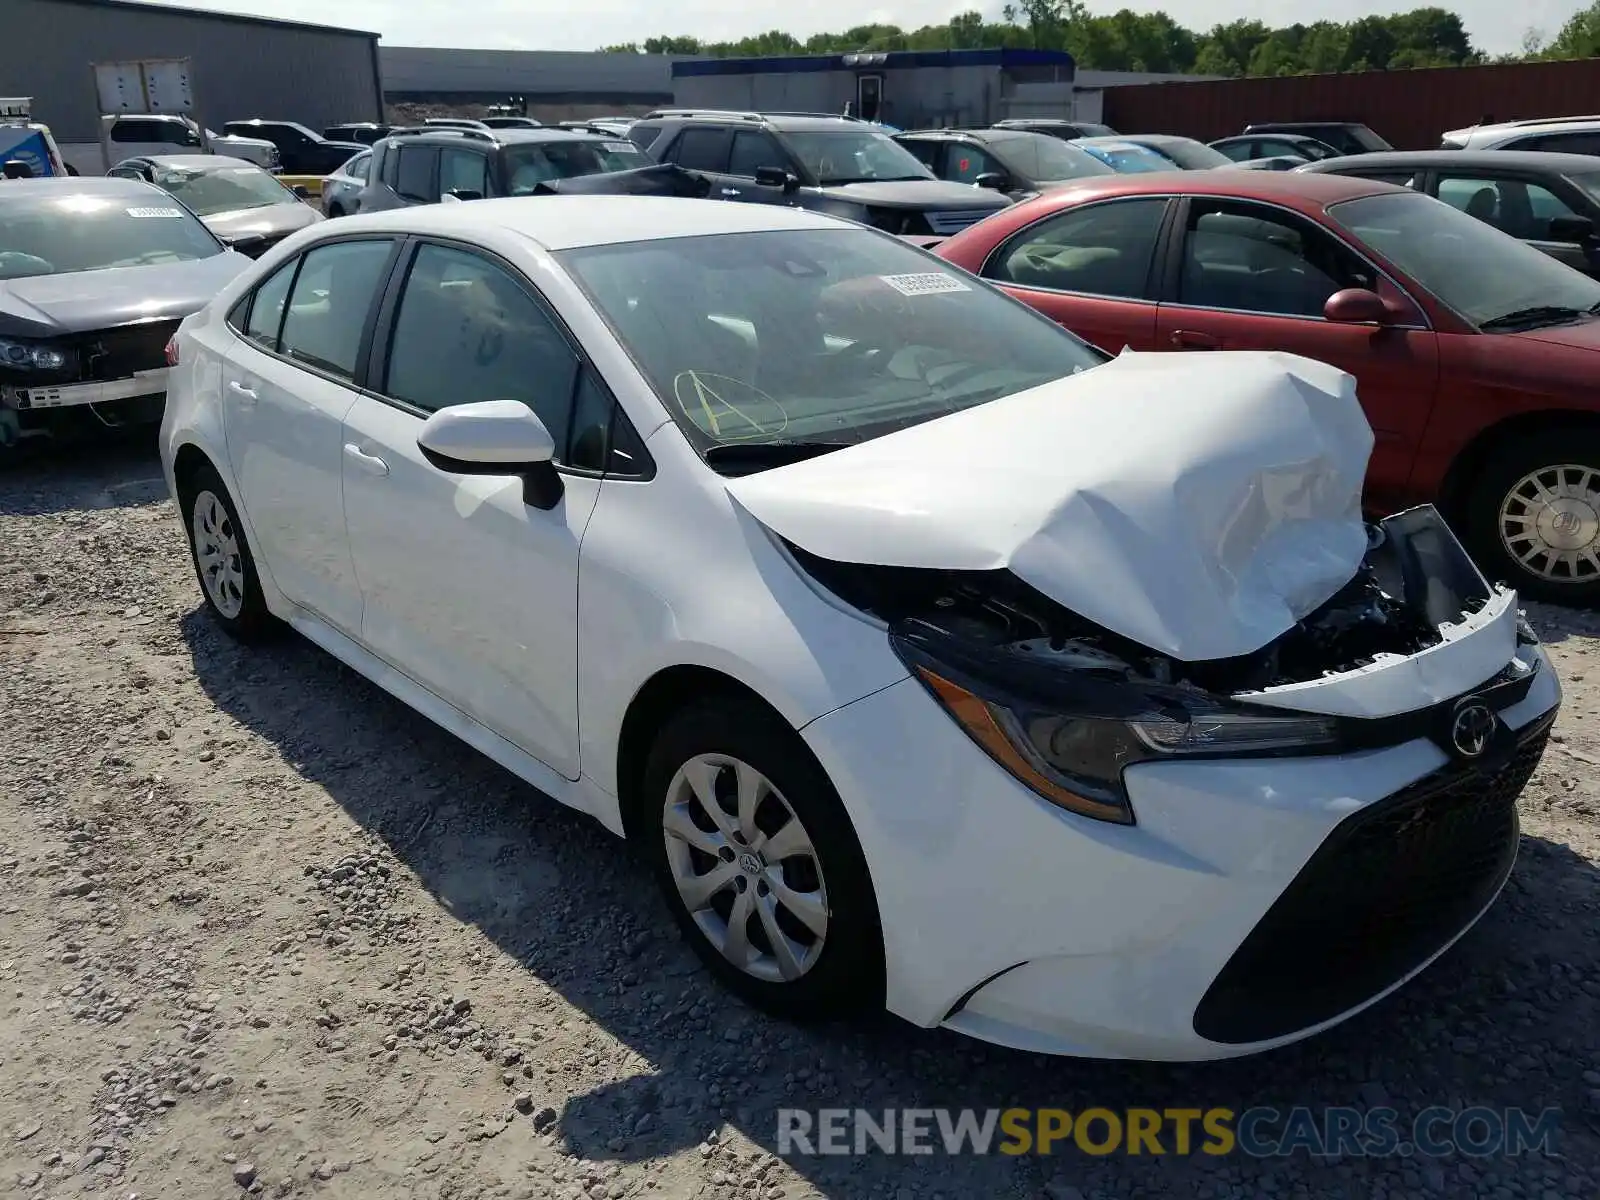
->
[703,440,853,471]
[1479,305,1593,332]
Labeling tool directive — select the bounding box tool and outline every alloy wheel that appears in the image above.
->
[191,489,246,619]
[662,753,829,983]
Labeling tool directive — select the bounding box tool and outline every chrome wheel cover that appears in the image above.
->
[1498,463,1600,585]
[191,489,246,619]
[663,753,829,983]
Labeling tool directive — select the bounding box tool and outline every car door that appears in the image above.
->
[338,239,605,778]
[221,237,399,634]
[726,129,800,205]
[1431,169,1596,274]
[1152,196,1439,508]
[978,195,1170,352]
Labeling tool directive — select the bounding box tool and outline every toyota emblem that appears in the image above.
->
[1450,703,1495,759]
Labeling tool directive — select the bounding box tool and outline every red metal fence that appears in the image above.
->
[1102,58,1600,150]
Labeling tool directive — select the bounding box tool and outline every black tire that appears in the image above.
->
[63,163,80,177]
[1463,427,1600,607]
[178,462,279,641]
[641,700,883,1021]
[326,202,344,218]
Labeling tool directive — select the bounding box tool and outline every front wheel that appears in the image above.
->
[641,701,883,1021]
[1465,428,1600,606]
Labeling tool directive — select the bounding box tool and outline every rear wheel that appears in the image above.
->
[641,701,883,1020]
[180,462,278,640]
[1465,428,1600,606]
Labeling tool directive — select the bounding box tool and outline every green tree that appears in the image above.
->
[1545,1,1600,59]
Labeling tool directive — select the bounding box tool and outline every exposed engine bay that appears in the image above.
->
[791,505,1502,699]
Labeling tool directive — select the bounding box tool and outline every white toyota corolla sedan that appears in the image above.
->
[159,196,1561,1060]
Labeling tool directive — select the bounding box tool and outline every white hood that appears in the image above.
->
[726,350,1375,662]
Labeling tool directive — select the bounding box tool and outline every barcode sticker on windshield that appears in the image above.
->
[126,206,183,218]
[603,141,634,153]
[879,272,971,297]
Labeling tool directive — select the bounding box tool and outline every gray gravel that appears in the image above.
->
[1,442,1597,1200]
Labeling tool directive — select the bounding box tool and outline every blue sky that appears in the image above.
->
[149,0,1589,56]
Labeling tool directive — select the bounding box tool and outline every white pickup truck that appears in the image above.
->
[56,113,279,175]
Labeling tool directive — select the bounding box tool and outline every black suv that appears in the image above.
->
[631,110,1013,235]
[221,120,367,174]
[353,125,650,213]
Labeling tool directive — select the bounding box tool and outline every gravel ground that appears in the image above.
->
[1,442,1598,1200]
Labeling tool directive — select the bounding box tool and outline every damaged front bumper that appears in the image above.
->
[793,506,1561,1059]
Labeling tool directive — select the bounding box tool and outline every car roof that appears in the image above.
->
[1450,116,1600,138]
[1015,170,1402,205]
[382,127,618,148]
[324,194,846,251]
[2,175,162,198]
[1309,148,1600,173]
[1248,121,1368,130]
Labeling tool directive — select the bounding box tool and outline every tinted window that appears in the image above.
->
[560,227,1105,460]
[989,198,1167,299]
[1178,200,1371,317]
[384,244,578,447]
[671,128,729,172]
[897,139,940,169]
[1436,174,1585,242]
[728,131,788,177]
[627,120,664,151]
[111,119,198,146]
[395,146,437,203]
[239,260,296,349]
[0,190,220,279]
[277,240,393,379]
[1332,191,1600,326]
[940,143,1004,185]
[440,148,489,197]
[1213,140,1255,162]
[1510,131,1600,156]
[565,366,650,476]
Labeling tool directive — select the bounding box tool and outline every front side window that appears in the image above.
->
[988,198,1167,299]
[502,140,647,195]
[1436,174,1584,242]
[0,191,221,280]
[395,147,437,203]
[559,227,1105,464]
[1331,190,1600,329]
[728,131,789,178]
[940,143,1004,185]
[149,163,297,216]
[277,239,394,379]
[1213,140,1254,162]
[440,148,489,197]
[383,243,578,449]
[780,129,932,185]
[670,128,729,173]
[1178,200,1371,317]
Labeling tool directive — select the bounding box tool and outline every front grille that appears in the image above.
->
[68,319,181,381]
[924,209,994,235]
[1192,718,1553,1045]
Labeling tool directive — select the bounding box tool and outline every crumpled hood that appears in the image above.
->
[203,202,322,242]
[816,180,1012,210]
[0,253,253,337]
[726,350,1375,662]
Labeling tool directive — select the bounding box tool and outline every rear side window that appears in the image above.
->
[627,120,664,151]
[988,197,1168,299]
[277,240,394,379]
[671,127,729,172]
[1512,131,1600,156]
[395,146,437,203]
[898,139,940,169]
[346,152,371,182]
[237,259,297,350]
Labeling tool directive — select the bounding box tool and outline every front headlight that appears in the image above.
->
[0,337,72,371]
[896,636,1339,826]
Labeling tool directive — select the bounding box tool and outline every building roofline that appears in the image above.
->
[43,0,379,40]
[673,48,1074,77]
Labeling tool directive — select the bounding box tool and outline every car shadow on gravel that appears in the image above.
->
[0,436,166,516]
[179,609,1600,1197]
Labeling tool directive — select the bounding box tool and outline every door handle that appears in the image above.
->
[227,380,258,404]
[1169,329,1221,350]
[343,443,389,477]
[720,188,742,197]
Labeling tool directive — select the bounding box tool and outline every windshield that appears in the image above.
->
[148,163,297,216]
[783,130,934,185]
[504,140,647,194]
[559,227,1105,462]
[1144,139,1231,170]
[1330,191,1600,328]
[0,191,221,279]
[991,134,1114,182]
[1078,142,1173,174]
[1568,171,1600,208]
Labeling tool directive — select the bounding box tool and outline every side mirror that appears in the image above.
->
[753,166,798,193]
[974,172,1012,191]
[416,400,563,510]
[1323,287,1390,324]
[1549,214,1596,243]
[445,188,484,202]
[291,184,311,199]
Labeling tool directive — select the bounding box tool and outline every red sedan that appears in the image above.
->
[934,171,1600,605]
